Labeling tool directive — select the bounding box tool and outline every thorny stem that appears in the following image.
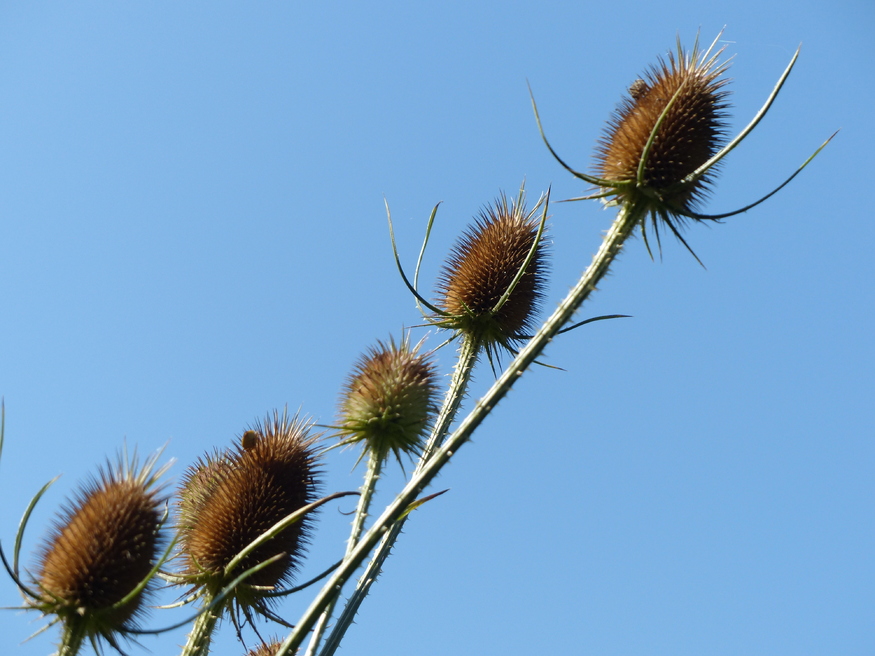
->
[419,334,480,466]
[276,200,645,656]
[304,455,383,656]
[347,456,383,556]
[56,620,86,656]
[315,335,481,656]
[179,597,220,656]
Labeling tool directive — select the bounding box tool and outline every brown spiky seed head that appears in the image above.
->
[596,42,730,214]
[337,336,438,463]
[245,640,286,656]
[178,411,321,594]
[436,192,547,347]
[33,457,166,633]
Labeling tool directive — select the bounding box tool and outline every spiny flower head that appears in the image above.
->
[28,450,169,647]
[245,639,286,656]
[526,31,822,263]
[177,410,322,608]
[434,189,548,358]
[337,335,438,465]
[595,34,731,229]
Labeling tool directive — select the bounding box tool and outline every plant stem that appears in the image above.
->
[304,455,382,656]
[347,455,383,554]
[179,599,220,656]
[315,335,480,656]
[419,334,481,465]
[56,620,85,656]
[277,200,643,656]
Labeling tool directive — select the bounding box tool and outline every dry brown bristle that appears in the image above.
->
[245,639,286,656]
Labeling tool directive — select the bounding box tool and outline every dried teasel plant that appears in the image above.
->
[432,188,549,361]
[386,185,550,366]
[275,33,832,656]
[531,30,835,262]
[0,29,834,656]
[4,448,171,656]
[245,638,285,656]
[304,335,439,652]
[594,36,731,232]
[173,410,325,654]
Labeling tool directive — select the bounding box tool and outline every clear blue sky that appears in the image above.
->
[0,3,872,655]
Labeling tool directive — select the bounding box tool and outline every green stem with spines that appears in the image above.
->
[274,200,643,656]
[419,334,480,466]
[304,454,383,656]
[179,598,220,656]
[55,619,86,656]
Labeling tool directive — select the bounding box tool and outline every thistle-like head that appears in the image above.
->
[24,450,170,651]
[336,335,439,466]
[595,35,731,221]
[531,31,831,260]
[176,410,322,614]
[245,638,286,655]
[433,187,549,360]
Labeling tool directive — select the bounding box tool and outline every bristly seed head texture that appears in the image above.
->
[177,410,322,601]
[337,335,438,465]
[31,452,168,643]
[435,190,548,355]
[245,639,286,656]
[595,37,731,227]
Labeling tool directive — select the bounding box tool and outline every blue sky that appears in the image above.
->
[0,2,872,655]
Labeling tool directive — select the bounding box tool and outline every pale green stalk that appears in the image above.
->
[180,602,220,656]
[418,334,480,466]
[55,621,86,656]
[276,200,645,656]
[304,455,382,656]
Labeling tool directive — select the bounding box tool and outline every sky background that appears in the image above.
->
[0,2,872,655]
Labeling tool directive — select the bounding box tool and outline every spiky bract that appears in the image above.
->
[435,191,548,357]
[337,336,438,465]
[595,37,731,246]
[31,452,168,646]
[177,410,322,606]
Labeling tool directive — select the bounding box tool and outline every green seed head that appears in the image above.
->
[337,335,438,465]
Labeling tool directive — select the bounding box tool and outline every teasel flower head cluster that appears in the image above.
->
[531,31,833,261]
[175,410,322,622]
[431,187,549,361]
[594,35,731,226]
[336,335,439,466]
[11,449,170,654]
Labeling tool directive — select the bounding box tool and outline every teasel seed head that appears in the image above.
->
[245,639,285,656]
[29,450,169,646]
[595,35,731,225]
[434,188,548,358]
[337,335,439,465]
[177,410,322,607]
